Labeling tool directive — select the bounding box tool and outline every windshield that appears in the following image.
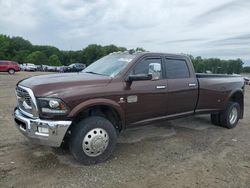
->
[82,54,137,77]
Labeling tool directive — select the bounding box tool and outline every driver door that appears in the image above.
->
[124,57,168,125]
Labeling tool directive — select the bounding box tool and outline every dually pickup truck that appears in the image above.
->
[14,52,245,164]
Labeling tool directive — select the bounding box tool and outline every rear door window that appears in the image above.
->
[165,58,190,79]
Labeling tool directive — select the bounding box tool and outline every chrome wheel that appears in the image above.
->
[82,128,109,157]
[229,107,238,125]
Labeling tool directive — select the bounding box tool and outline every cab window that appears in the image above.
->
[165,58,190,79]
[132,58,162,80]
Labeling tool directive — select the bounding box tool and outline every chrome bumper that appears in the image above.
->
[13,108,72,147]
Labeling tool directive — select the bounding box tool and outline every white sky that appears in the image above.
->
[0,0,250,64]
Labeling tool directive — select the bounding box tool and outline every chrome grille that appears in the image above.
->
[16,86,33,116]
[16,86,31,106]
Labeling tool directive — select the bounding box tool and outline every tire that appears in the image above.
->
[219,102,240,129]
[8,69,15,75]
[210,113,221,126]
[69,116,117,165]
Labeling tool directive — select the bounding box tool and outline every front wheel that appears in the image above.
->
[219,102,240,129]
[69,116,117,165]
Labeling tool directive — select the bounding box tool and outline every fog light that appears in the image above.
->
[38,127,49,134]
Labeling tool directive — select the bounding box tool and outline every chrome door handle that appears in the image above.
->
[156,85,166,89]
[188,83,197,87]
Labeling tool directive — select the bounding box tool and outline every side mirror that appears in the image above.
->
[126,74,152,83]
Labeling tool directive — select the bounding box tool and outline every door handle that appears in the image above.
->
[156,85,166,89]
[188,83,197,87]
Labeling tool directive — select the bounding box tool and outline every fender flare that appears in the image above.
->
[225,89,244,118]
[226,89,244,103]
[68,98,125,128]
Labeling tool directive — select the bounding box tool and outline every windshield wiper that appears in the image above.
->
[84,71,108,76]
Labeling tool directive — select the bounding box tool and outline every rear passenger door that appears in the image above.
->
[164,57,198,115]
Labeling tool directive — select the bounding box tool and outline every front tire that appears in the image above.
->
[219,102,240,129]
[69,116,117,165]
[8,69,15,75]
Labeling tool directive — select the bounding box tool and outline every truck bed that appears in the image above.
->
[196,73,242,78]
[195,73,244,113]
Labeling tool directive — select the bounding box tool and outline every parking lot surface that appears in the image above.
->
[0,72,249,188]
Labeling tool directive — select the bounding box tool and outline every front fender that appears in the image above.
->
[68,98,125,127]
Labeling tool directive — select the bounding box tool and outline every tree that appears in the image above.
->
[25,51,48,65]
[48,54,61,66]
[102,44,127,55]
[0,34,246,73]
[11,36,32,52]
[0,35,11,59]
[83,44,104,65]
[32,45,61,58]
[135,47,146,52]
[190,56,243,74]
[13,50,30,64]
[243,66,250,73]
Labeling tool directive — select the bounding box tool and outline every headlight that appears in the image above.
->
[49,100,60,108]
[37,98,68,114]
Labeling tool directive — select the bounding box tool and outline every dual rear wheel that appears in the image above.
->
[211,102,240,129]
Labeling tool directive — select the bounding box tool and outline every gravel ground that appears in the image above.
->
[0,71,249,188]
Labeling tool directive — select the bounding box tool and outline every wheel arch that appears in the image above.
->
[227,90,244,118]
[8,68,15,73]
[68,98,125,131]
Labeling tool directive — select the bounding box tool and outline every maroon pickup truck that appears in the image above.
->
[13,52,245,164]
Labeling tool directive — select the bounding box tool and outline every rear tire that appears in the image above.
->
[69,116,117,165]
[219,102,240,129]
[8,69,15,75]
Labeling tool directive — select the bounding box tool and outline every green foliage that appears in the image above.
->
[25,51,48,65]
[0,35,11,59]
[48,54,61,66]
[11,36,32,52]
[0,34,245,74]
[243,66,250,73]
[135,47,146,52]
[83,44,104,65]
[189,56,244,74]
[13,50,30,64]
[32,45,61,58]
[82,44,127,65]
[0,34,130,66]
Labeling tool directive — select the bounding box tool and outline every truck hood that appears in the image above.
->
[19,72,112,97]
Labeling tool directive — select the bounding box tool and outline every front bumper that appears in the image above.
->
[13,108,72,147]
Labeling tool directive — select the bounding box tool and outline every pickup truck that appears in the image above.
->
[13,52,245,165]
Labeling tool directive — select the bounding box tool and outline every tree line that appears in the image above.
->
[0,34,248,73]
[0,34,131,66]
[189,56,245,74]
